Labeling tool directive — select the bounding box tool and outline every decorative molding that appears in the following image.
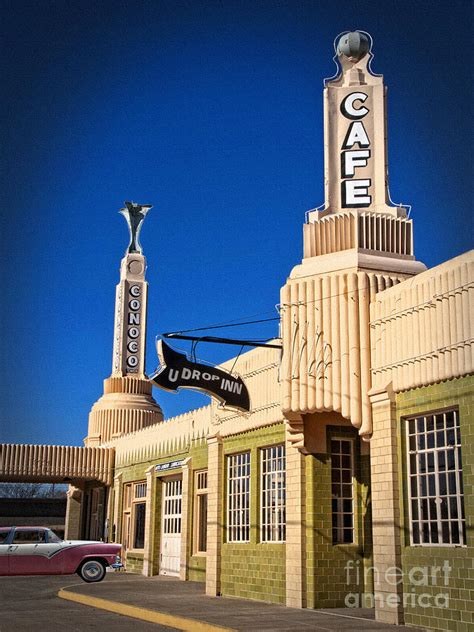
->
[281,270,403,438]
[284,413,305,452]
[370,251,474,393]
[0,444,114,485]
[304,211,414,259]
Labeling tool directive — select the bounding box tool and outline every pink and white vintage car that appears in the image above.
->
[0,526,122,582]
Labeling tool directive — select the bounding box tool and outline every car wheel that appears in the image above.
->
[78,559,106,583]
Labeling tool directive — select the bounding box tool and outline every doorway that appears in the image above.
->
[160,476,182,576]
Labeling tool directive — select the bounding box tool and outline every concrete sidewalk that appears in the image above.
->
[59,573,423,631]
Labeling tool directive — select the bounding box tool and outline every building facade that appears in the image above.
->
[1,31,472,631]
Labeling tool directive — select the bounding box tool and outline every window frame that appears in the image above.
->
[161,475,182,538]
[193,470,208,555]
[11,528,47,544]
[330,436,355,545]
[226,451,251,543]
[260,444,286,543]
[405,408,466,547]
[122,480,147,551]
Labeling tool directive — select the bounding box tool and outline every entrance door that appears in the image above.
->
[160,477,182,576]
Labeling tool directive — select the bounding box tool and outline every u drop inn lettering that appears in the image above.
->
[150,340,251,412]
[340,91,372,208]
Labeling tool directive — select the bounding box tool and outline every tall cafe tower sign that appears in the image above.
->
[299,30,424,273]
[323,31,399,216]
[282,31,426,444]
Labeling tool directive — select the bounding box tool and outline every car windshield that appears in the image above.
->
[47,529,63,543]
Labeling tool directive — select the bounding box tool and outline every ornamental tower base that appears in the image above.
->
[86,377,163,446]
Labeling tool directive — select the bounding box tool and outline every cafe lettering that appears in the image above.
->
[340,91,371,208]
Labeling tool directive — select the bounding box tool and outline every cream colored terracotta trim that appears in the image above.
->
[179,457,192,581]
[368,385,404,625]
[281,271,403,438]
[285,436,306,608]
[370,250,473,393]
[112,473,123,544]
[142,465,156,577]
[206,433,223,597]
[0,444,114,485]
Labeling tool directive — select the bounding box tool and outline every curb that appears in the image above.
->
[57,588,235,632]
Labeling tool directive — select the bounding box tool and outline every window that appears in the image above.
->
[162,477,182,536]
[122,481,147,550]
[12,529,46,544]
[47,529,62,543]
[331,438,354,544]
[194,470,208,553]
[407,410,466,546]
[260,445,286,542]
[133,503,146,548]
[227,452,250,542]
[90,487,104,541]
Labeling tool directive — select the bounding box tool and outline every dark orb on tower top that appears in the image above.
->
[336,31,371,62]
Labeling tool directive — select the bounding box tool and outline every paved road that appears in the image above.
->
[62,573,421,631]
[0,575,174,632]
[1,573,424,631]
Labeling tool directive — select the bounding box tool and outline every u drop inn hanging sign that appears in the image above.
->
[150,340,250,412]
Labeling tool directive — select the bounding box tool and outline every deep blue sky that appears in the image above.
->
[1,0,472,446]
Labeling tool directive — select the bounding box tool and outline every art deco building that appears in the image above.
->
[1,31,472,631]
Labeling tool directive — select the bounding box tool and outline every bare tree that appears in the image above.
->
[0,483,67,498]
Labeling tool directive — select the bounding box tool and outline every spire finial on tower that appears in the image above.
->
[335,31,371,63]
[119,201,152,255]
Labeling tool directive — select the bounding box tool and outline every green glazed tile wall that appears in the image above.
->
[220,543,286,603]
[115,437,208,576]
[306,424,372,609]
[188,554,206,582]
[220,423,287,604]
[397,376,474,632]
[125,552,144,573]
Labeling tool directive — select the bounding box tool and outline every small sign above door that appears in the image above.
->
[155,459,185,473]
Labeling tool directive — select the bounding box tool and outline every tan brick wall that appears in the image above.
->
[143,465,156,576]
[65,487,82,540]
[369,386,404,625]
[285,437,306,608]
[179,458,192,580]
[206,434,223,596]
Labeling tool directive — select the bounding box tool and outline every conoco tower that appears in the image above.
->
[86,202,163,446]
